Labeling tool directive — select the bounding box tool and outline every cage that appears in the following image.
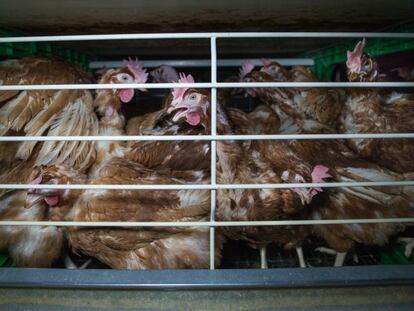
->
[0,1,414,308]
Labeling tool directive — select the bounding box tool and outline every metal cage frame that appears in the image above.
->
[0,32,414,287]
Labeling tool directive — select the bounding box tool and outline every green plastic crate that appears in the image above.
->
[0,254,14,267]
[0,29,91,70]
[381,241,414,265]
[305,23,414,81]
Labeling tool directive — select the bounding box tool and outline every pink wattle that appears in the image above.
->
[31,176,43,184]
[44,196,59,206]
[28,175,43,193]
[186,111,201,126]
[119,89,134,103]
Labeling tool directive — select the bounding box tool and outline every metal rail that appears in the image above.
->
[1,32,414,273]
[0,218,413,227]
[89,58,315,69]
[1,32,414,43]
[1,133,414,142]
[1,82,414,90]
[1,180,414,190]
[1,266,413,289]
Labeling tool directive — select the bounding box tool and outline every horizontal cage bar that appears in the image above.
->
[89,58,315,69]
[1,133,414,142]
[1,32,414,43]
[0,82,414,91]
[2,180,414,190]
[0,218,413,227]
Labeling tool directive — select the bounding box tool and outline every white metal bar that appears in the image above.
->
[1,82,413,91]
[0,218,413,227]
[209,36,218,270]
[89,58,315,69]
[1,133,414,142]
[1,32,414,43]
[3,180,414,190]
[260,247,268,269]
[209,191,216,270]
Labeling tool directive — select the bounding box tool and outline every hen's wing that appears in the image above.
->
[0,57,98,172]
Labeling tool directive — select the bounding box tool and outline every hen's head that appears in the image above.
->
[281,165,332,205]
[150,64,179,83]
[95,57,148,117]
[25,165,86,209]
[346,39,379,82]
[290,66,318,82]
[241,69,274,98]
[166,73,210,129]
[260,58,290,81]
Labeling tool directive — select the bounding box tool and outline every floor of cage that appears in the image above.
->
[219,238,384,269]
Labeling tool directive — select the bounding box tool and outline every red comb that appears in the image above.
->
[261,58,272,67]
[310,165,332,195]
[122,57,149,83]
[353,39,366,56]
[171,73,195,106]
[346,39,366,70]
[238,60,255,80]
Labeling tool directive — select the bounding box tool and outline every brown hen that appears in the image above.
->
[0,60,146,267]
[341,39,414,173]
[241,68,414,266]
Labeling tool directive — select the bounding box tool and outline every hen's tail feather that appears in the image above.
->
[334,166,412,205]
[35,95,98,172]
[16,114,56,160]
[36,100,81,166]
[0,92,29,132]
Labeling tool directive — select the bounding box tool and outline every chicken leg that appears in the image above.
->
[315,247,347,267]
[260,247,268,269]
[398,237,414,257]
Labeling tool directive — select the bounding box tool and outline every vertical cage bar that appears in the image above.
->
[209,36,218,270]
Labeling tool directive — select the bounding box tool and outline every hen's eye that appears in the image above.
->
[117,73,131,82]
[189,94,197,100]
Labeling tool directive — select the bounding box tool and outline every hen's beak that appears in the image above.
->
[24,186,64,209]
[260,67,271,76]
[168,101,208,126]
[348,71,359,82]
[24,193,44,209]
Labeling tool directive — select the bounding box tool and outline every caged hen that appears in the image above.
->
[25,69,220,269]
[0,59,146,267]
[241,66,414,266]
[340,39,414,173]
[216,98,312,268]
